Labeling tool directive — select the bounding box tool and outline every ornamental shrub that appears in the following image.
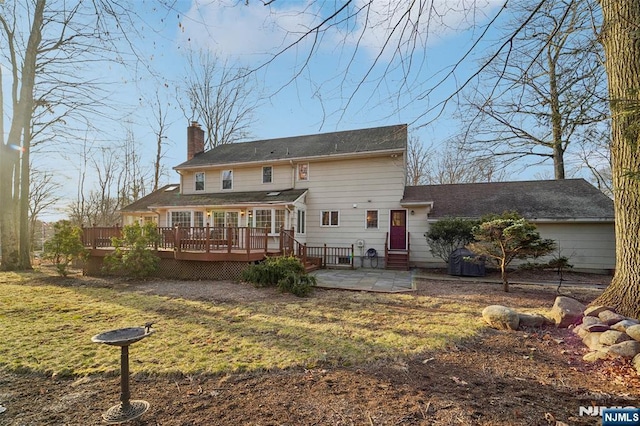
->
[103,222,160,279]
[242,256,315,296]
[468,212,556,292]
[42,220,88,277]
[425,217,478,262]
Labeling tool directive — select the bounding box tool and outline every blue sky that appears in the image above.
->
[17,0,547,220]
[129,0,507,164]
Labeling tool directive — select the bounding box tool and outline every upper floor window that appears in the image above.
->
[195,172,205,191]
[262,166,273,184]
[222,170,233,190]
[297,163,309,181]
[321,210,339,227]
[366,210,378,229]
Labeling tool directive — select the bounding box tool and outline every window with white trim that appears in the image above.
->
[275,209,285,232]
[297,163,309,181]
[194,211,204,228]
[297,210,306,234]
[255,209,272,230]
[222,170,233,189]
[366,210,378,229]
[262,166,273,184]
[211,211,225,228]
[195,172,205,191]
[170,211,191,227]
[321,210,339,227]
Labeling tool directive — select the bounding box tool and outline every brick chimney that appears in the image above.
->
[187,121,205,160]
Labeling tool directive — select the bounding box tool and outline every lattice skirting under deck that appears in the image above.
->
[85,257,251,281]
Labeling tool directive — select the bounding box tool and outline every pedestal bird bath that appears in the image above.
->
[91,323,154,424]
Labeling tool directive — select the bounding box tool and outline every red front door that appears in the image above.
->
[389,210,407,250]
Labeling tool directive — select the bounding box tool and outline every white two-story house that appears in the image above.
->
[117,122,615,275]
[120,123,412,269]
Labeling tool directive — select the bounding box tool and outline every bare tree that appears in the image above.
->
[149,89,174,191]
[28,168,62,249]
[0,0,147,270]
[183,51,260,149]
[427,140,507,184]
[406,135,432,185]
[460,0,608,180]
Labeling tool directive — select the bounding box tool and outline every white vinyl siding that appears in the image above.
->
[302,155,405,253]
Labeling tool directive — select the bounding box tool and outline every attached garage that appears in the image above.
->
[402,179,615,273]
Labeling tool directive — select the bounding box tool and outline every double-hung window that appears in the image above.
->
[222,170,233,190]
[366,210,378,229]
[262,166,273,184]
[297,210,306,234]
[195,172,205,191]
[321,210,339,227]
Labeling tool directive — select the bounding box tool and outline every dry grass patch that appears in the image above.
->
[0,272,484,377]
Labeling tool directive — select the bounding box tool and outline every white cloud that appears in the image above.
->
[178,1,322,59]
[342,0,506,57]
[178,0,504,60]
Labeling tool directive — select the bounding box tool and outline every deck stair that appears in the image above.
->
[385,251,409,270]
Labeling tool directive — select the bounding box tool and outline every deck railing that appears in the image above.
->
[83,225,269,254]
[279,229,353,269]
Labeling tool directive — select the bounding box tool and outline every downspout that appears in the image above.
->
[290,160,295,188]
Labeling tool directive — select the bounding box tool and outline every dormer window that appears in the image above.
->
[195,172,205,191]
[262,166,273,184]
[222,170,233,190]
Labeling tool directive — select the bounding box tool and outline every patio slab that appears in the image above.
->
[311,269,415,293]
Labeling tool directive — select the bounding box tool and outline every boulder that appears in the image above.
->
[582,332,605,351]
[482,305,520,331]
[550,296,586,328]
[573,324,589,338]
[583,350,610,362]
[584,323,610,333]
[584,305,615,317]
[607,340,640,359]
[599,330,633,346]
[625,324,640,342]
[518,313,552,328]
[633,353,640,375]
[598,310,626,326]
[581,316,602,327]
[610,319,639,332]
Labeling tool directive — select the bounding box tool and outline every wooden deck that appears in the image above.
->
[83,226,271,263]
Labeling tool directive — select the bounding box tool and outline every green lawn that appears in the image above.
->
[0,271,485,377]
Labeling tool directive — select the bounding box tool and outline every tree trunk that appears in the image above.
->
[500,258,509,293]
[0,0,45,270]
[593,0,640,318]
[19,124,32,270]
[548,42,565,180]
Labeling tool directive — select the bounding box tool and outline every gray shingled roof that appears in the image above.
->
[121,184,307,213]
[175,124,407,169]
[402,179,614,221]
